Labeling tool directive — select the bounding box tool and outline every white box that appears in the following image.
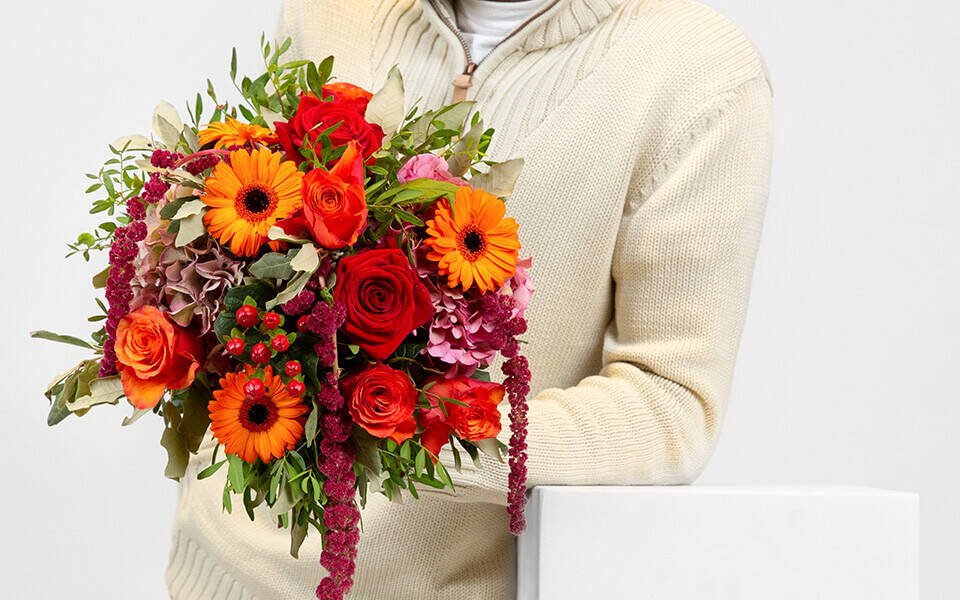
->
[516,486,918,600]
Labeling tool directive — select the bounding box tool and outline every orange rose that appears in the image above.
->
[342,364,417,444]
[277,140,368,249]
[418,376,504,462]
[114,305,204,409]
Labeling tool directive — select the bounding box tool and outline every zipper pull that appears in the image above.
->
[452,62,477,103]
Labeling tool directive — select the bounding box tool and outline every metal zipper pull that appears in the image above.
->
[452,62,477,103]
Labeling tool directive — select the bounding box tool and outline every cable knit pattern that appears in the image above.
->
[167,0,773,598]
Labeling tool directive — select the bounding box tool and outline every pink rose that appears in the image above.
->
[396,153,469,186]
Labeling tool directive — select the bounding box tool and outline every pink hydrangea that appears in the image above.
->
[396,153,469,186]
[130,205,244,334]
[420,256,533,377]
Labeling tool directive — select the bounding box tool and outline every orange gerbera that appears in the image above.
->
[424,185,520,293]
[201,148,303,256]
[208,365,309,463]
[198,117,278,148]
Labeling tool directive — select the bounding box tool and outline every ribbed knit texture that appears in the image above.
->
[167,0,773,597]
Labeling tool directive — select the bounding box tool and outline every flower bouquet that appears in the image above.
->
[33,37,532,599]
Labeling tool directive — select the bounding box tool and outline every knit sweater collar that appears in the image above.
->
[420,0,627,61]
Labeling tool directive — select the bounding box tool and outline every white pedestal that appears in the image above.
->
[516,486,918,600]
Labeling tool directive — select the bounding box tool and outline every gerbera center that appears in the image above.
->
[235,184,279,222]
[458,227,487,261]
[239,397,279,432]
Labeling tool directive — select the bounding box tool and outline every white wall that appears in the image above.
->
[0,1,955,599]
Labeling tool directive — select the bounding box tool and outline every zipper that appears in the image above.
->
[427,0,563,102]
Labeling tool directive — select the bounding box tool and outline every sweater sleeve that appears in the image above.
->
[426,73,774,505]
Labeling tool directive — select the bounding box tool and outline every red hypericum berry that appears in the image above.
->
[297,315,309,330]
[263,311,282,330]
[226,337,245,356]
[244,377,265,400]
[236,304,259,328]
[287,379,305,397]
[285,360,302,377]
[271,334,290,352]
[250,342,271,364]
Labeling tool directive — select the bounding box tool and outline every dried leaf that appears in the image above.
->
[171,199,206,220]
[447,118,484,177]
[469,158,525,198]
[160,427,189,480]
[68,374,123,413]
[175,213,205,247]
[290,243,319,272]
[364,65,405,139]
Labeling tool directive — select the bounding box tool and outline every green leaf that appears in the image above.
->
[249,252,294,279]
[436,461,455,490]
[305,402,319,447]
[159,197,188,220]
[198,459,226,480]
[394,208,424,226]
[227,452,246,491]
[30,330,96,350]
[306,62,323,98]
[414,448,426,475]
[230,47,238,81]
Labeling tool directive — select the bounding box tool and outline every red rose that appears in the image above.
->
[342,364,417,443]
[275,88,383,165]
[332,248,434,360]
[277,140,368,249]
[322,82,373,112]
[418,376,504,462]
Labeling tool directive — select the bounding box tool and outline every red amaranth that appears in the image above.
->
[314,371,360,599]
[481,292,531,533]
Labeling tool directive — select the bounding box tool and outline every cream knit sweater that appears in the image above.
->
[166,0,773,598]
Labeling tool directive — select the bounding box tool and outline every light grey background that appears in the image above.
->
[0,1,956,598]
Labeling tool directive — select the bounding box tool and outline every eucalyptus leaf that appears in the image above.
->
[121,407,151,426]
[110,134,152,152]
[289,518,308,559]
[268,225,309,244]
[175,213,205,247]
[249,252,294,279]
[266,269,312,310]
[154,115,182,150]
[364,65,405,139]
[290,243,319,273]
[178,383,211,453]
[468,157,525,198]
[171,199,206,220]
[270,482,297,518]
[473,437,505,463]
[153,101,184,148]
[30,330,96,350]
